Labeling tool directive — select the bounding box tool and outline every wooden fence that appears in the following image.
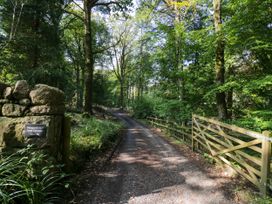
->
[147,115,272,195]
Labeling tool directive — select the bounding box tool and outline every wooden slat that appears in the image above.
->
[192,134,211,151]
[208,138,261,182]
[210,140,261,185]
[218,155,260,188]
[214,139,261,156]
[149,117,191,132]
[193,114,267,140]
[193,118,216,156]
[196,121,262,154]
[208,140,261,177]
[215,124,247,165]
[193,127,232,151]
[260,131,272,195]
[151,121,191,139]
[193,127,262,166]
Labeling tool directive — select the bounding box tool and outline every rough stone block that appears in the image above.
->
[29,105,65,115]
[4,87,13,100]
[30,84,64,105]
[13,80,30,100]
[2,104,26,117]
[0,116,63,157]
[0,118,23,149]
[19,98,31,106]
[0,99,9,104]
[0,82,8,99]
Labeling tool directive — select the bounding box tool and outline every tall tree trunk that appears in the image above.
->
[80,66,85,109]
[213,0,228,120]
[32,1,40,70]
[76,65,81,110]
[227,66,234,119]
[83,0,94,114]
[174,0,184,101]
[120,80,124,110]
[227,90,233,118]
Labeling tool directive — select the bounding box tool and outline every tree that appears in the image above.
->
[213,0,228,119]
[109,20,135,109]
[0,0,67,89]
[63,8,110,110]
[66,0,132,114]
[85,0,133,114]
[63,12,85,110]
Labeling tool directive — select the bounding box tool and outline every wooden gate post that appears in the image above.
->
[260,131,271,195]
[62,116,71,170]
[191,115,194,150]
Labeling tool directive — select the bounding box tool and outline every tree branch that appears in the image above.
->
[63,9,84,21]
[94,1,123,10]
[71,0,84,11]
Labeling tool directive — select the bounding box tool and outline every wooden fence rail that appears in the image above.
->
[147,115,272,195]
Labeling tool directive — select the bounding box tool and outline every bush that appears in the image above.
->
[230,110,272,132]
[70,116,123,171]
[131,95,192,122]
[131,97,154,119]
[0,146,69,204]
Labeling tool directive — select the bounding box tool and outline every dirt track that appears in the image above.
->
[75,112,237,204]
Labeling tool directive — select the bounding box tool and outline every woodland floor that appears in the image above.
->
[73,112,243,204]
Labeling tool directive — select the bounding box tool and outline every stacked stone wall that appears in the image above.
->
[0,81,65,158]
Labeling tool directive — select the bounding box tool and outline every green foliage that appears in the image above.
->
[70,114,123,171]
[230,110,272,132]
[0,146,69,204]
[250,196,272,204]
[132,96,154,119]
[132,94,193,122]
[0,0,66,85]
[93,71,118,106]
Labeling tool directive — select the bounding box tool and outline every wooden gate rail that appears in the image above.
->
[146,115,272,195]
[147,117,191,142]
[192,114,271,195]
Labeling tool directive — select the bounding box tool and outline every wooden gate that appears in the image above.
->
[192,114,271,195]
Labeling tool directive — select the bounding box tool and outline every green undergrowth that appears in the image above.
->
[69,113,123,172]
[0,146,69,204]
[235,188,272,204]
[250,196,272,204]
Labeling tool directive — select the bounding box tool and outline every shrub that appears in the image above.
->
[131,97,154,119]
[131,95,192,122]
[70,116,123,171]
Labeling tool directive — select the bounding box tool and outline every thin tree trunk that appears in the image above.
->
[213,0,228,120]
[227,66,235,119]
[9,1,18,40]
[83,0,94,114]
[80,66,85,109]
[120,80,124,110]
[227,90,233,118]
[32,5,40,69]
[76,65,81,110]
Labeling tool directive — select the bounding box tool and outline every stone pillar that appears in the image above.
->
[0,81,66,159]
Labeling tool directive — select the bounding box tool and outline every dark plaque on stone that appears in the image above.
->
[24,124,47,138]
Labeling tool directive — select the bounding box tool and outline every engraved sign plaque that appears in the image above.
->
[24,124,47,138]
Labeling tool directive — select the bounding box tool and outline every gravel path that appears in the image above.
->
[76,112,236,204]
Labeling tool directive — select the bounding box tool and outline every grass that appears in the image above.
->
[0,146,69,204]
[69,113,123,172]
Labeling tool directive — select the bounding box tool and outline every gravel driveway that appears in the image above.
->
[76,112,236,204]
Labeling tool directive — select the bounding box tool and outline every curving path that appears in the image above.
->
[76,112,237,204]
